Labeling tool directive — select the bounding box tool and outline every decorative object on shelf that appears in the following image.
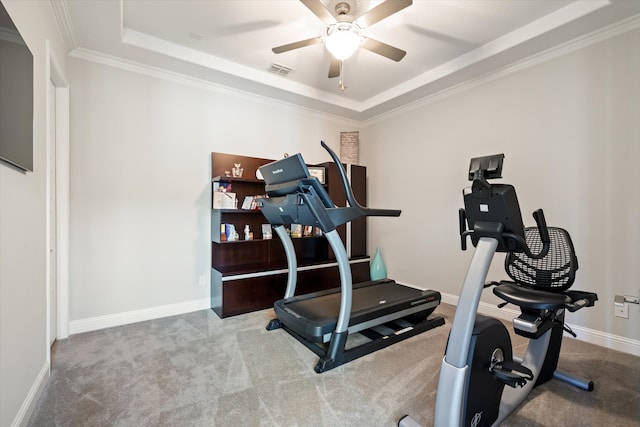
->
[340,131,359,164]
[213,191,237,209]
[308,166,326,184]
[291,224,303,238]
[244,225,253,240]
[241,196,253,210]
[214,182,232,192]
[232,163,243,177]
[304,225,313,237]
[262,224,273,239]
[370,247,387,280]
[225,224,237,241]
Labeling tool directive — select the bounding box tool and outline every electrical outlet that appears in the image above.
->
[198,275,206,287]
[614,302,629,319]
[624,295,640,304]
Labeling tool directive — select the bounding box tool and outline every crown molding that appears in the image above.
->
[49,0,78,52]
[68,47,361,127]
[363,13,640,126]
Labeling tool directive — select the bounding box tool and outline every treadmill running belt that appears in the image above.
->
[274,279,441,345]
[287,281,424,320]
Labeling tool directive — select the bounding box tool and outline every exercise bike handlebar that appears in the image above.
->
[502,209,550,259]
[533,209,551,246]
[459,208,550,259]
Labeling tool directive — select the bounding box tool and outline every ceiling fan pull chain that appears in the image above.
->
[339,60,346,92]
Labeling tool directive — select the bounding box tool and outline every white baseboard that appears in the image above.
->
[69,298,210,335]
[12,362,49,427]
[67,292,640,357]
[440,292,640,357]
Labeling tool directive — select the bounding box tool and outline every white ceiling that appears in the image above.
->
[59,0,640,121]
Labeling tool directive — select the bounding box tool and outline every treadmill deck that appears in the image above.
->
[274,279,441,342]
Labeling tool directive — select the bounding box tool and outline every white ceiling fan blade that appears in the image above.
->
[272,37,323,54]
[357,0,412,28]
[300,0,335,24]
[361,38,407,62]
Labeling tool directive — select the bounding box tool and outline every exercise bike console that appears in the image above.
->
[459,153,550,258]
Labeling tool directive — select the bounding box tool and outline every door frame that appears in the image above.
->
[46,42,70,366]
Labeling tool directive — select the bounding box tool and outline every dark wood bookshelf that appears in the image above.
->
[210,151,370,318]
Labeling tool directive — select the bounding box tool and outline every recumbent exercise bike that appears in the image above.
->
[400,154,597,427]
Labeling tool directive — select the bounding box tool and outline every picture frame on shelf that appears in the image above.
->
[213,191,237,209]
[261,224,273,239]
[241,196,254,210]
[290,224,303,238]
[308,166,326,184]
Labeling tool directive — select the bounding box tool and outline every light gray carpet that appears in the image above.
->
[28,304,639,426]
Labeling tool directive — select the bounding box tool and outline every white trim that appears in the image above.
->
[63,9,640,125]
[10,362,49,427]
[362,0,611,112]
[45,43,53,365]
[439,291,640,358]
[363,13,640,126]
[115,0,608,114]
[69,298,211,335]
[221,258,369,282]
[120,27,361,112]
[68,47,360,128]
[49,0,78,52]
[55,86,70,340]
[45,42,70,346]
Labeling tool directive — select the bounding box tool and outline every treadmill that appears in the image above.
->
[258,141,444,373]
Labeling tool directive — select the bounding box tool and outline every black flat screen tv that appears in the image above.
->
[0,1,33,172]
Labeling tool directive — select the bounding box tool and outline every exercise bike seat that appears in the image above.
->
[493,283,571,310]
[493,226,579,308]
[492,226,597,338]
[492,226,597,309]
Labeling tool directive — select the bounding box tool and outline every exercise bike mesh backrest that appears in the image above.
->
[505,227,578,292]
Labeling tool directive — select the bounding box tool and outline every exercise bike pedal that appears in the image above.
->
[491,360,534,388]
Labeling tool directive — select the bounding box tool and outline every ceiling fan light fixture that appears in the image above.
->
[325,22,361,61]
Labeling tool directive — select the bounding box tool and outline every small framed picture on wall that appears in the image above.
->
[308,166,326,184]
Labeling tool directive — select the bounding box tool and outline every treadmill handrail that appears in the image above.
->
[260,142,401,232]
[320,141,401,219]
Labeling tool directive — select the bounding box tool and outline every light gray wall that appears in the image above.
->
[0,1,68,426]
[361,26,640,341]
[67,56,359,322]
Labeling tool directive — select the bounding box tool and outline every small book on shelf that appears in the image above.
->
[240,195,266,210]
[241,196,254,210]
[290,224,303,238]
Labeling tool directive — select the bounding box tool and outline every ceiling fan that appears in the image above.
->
[272,0,412,89]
